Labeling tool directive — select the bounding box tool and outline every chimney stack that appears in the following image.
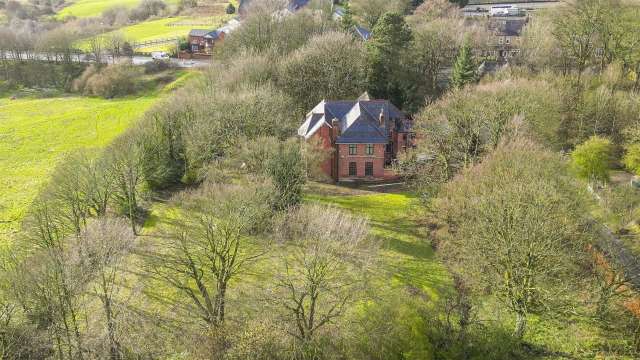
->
[331,118,340,139]
[379,109,385,127]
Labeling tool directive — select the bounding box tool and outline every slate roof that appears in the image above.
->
[189,29,225,39]
[489,19,527,37]
[298,97,409,144]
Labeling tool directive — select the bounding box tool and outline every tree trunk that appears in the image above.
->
[513,312,527,339]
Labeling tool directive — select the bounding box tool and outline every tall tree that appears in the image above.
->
[145,183,271,327]
[450,38,475,89]
[434,137,592,339]
[365,12,413,108]
[274,204,373,342]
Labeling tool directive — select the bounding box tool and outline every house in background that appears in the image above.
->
[298,94,414,182]
[489,18,527,61]
[187,29,225,54]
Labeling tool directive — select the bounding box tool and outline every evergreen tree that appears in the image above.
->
[340,3,356,32]
[365,12,413,107]
[451,38,476,89]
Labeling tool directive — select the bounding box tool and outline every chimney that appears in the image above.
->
[379,109,385,128]
[331,118,340,140]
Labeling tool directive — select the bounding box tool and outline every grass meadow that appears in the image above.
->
[87,15,232,53]
[0,96,156,249]
[56,0,181,19]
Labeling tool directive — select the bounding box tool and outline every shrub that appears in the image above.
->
[129,0,166,21]
[226,3,236,14]
[74,63,142,98]
[143,59,172,74]
[266,140,306,211]
[571,135,614,186]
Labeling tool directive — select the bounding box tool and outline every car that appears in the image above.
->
[151,51,170,60]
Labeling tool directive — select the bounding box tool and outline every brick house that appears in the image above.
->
[187,29,225,54]
[298,94,414,182]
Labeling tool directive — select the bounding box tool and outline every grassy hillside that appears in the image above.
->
[0,96,156,247]
[137,183,452,353]
[56,0,180,19]
[84,15,232,53]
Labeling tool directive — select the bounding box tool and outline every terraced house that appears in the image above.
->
[298,94,414,182]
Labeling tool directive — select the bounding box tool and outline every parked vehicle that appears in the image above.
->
[151,51,170,60]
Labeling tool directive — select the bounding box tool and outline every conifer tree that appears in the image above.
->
[451,38,476,89]
[341,3,356,32]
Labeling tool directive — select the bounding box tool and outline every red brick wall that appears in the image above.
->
[309,125,335,180]
[337,144,385,180]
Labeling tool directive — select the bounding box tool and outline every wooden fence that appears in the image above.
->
[132,37,180,49]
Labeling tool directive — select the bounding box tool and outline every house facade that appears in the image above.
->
[492,18,526,60]
[298,95,414,182]
[187,29,225,54]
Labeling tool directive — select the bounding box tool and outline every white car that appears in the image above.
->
[151,52,170,60]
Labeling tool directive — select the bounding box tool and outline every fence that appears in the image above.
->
[132,37,180,49]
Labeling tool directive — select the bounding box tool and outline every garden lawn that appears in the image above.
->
[56,0,180,19]
[134,183,452,346]
[0,96,157,248]
[305,185,451,298]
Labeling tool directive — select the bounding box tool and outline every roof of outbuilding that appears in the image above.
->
[189,29,225,39]
[298,96,410,144]
[189,29,211,37]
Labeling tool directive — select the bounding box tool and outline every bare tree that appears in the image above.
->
[109,136,147,235]
[434,136,592,338]
[15,203,88,359]
[70,218,135,360]
[273,204,374,342]
[144,182,272,327]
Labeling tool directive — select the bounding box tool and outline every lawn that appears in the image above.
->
[304,185,452,298]
[135,182,452,353]
[56,0,180,19]
[0,96,157,248]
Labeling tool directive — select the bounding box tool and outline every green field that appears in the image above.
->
[57,0,180,19]
[89,16,231,53]
[0,96,158,247]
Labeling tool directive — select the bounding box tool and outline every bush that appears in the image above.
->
[266,140,306,211]
[226,3,236,14]
[129,0,166,21]
[143,59,172,74]
[73,63,142,98]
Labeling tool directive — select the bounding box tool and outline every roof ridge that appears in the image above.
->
[358,102,388,139]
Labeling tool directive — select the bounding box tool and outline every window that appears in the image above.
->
[191,44,199,52]
[498,37,504,45]
[349,144,357,155]
[505,37,511,45]
[349,162,357,176]
[365,144,374,155]
[365,162,373,177]
[386,143,393,153]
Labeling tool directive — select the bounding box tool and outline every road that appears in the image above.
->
[130,56,211,68]
[1,52,212,68]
